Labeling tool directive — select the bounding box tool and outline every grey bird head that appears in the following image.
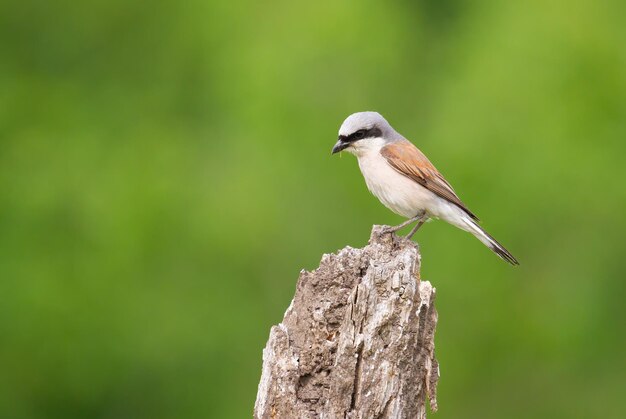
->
[331,111,401,154]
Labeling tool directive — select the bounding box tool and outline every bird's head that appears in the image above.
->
[332,111,397,156]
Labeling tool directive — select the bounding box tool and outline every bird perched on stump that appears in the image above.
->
[332,111,519,265]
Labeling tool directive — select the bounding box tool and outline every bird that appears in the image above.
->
[331,111,519,265]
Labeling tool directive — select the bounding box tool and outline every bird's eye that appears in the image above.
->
[354,130,365,139]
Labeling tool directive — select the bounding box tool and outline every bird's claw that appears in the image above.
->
[379,226,395,236]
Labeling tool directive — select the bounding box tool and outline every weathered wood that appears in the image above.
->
[254,225,439,419]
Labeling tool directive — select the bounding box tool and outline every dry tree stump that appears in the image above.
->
[254,225,439,419]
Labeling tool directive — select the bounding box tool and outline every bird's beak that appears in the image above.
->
[331,137,349,155]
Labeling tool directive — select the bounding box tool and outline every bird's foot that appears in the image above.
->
[380,212,426,237]
[379,226,395,235]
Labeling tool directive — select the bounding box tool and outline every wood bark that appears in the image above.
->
[254,226,439,419]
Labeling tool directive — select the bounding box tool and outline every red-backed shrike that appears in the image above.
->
[332,111,518,265]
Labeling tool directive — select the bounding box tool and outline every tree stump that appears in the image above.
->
[254,226,439,419]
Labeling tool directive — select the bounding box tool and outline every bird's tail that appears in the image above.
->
[461,217,519,265]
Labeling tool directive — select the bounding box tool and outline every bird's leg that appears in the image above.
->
[381,211,426,235]
[406,217,426,240]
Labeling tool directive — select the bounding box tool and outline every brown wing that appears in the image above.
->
[381,141,479,221]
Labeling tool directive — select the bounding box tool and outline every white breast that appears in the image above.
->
[350,138,440,219]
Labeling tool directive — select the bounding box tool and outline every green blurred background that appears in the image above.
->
[1,0,625,418]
